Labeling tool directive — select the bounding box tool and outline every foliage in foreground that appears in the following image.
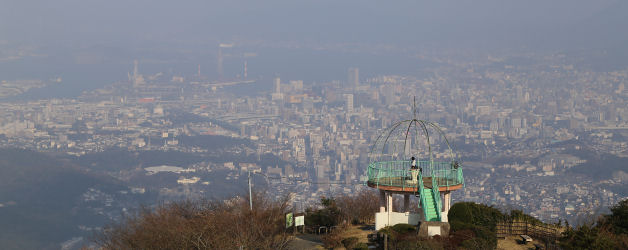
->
[305,189,380,227]
[447,202,506,249]
[448,201,553,249]
[560,199,628,249]
[94,192,292,250]
[379,224,445,250]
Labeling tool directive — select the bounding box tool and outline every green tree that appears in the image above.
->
[448,202,503,249]
[560,199,628,249]
[560,224,617,250]
[304,197,343,227]
[607,199,628,234]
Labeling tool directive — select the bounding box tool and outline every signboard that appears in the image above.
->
[286,213,293,228]
[428,226,441,237]
[295,215,305,226]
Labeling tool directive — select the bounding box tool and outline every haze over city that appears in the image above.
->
[0,1,626,249]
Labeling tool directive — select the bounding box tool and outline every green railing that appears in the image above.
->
[431,175,442,221]
[368,160,414,190]
[367,159,463,222]
[418,171,428,218]
[367,160,464,189]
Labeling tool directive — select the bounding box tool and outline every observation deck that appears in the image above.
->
[366,160,464,193]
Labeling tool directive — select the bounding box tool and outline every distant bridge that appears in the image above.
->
[191,80,255,88]
[585,126,628,131]
[216,114,280,122]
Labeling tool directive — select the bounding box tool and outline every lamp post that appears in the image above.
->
[248,170,253,210]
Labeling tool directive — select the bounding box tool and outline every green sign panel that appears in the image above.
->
[286,213,293,228]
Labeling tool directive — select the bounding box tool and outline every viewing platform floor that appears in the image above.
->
[367,176,463,193]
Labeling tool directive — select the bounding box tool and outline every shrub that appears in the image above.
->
[446,229,475,248]
[335,190,380,224]
[560,224,620,249]
[560,199,628,249]
[94,192,292,249]
[321,231,343,249]
[449,220,474,232]
[341,237,359,249]
[353,242,369,250]
[379,224,422,250]
[460,237,494,250]
[415,240,445,250]
[448,202,503,249]
[607,199,628,234]
[448,202,473,224]
[305,197,343,227]
[449,202,503,232]
[391,223,417,234]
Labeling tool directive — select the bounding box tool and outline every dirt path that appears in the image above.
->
[340,225,375,244]
[498,235,543,250]
[288,234,324,250]
[287,224,375,250]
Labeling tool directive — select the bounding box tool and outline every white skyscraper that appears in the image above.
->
[348,67,359,88]
[274,77,281,94]
[272,77,283,101]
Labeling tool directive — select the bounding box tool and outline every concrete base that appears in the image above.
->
[417,221,450,238]
[375,212,420,230]
[441,211,448,222]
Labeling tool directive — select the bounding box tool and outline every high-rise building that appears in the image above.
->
[348,68,359,89]
[217,48,223,79]
[217,43,233,79]
[382,85,395,106]
[345,93,354,112]
[274,77,281,94]
[130,60,145,86]
[243,61,247,79]
[290,80,303,91]
[271,77,283,101]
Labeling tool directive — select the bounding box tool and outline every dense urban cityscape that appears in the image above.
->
[1,1,628,248]
[1,46,626,230]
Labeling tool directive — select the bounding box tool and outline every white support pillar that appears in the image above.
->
[387,192,393,227]
[387,192,393,212]
[441,191,451,222]
[443,191,451,212]
[379,190,386,213]
[403,194,410,212]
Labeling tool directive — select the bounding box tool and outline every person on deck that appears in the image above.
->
[410,157,420,183]
[411,157,417,169]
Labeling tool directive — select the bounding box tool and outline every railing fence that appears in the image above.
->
[496,220,561,250]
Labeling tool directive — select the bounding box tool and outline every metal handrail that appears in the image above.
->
[418,170,428,220]
[367,160,463,188]
[431,175,442,221]
[366,159,464,222]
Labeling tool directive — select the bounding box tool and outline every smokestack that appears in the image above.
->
[217,48,223,79]
[244,61,248,79]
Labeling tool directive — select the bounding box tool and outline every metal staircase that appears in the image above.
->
[417,169,442,222]
[422,187,440,221]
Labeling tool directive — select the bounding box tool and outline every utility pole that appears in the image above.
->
[248,170,253,210]
[384,233,388,250]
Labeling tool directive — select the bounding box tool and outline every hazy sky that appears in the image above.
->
[1,0,626,49]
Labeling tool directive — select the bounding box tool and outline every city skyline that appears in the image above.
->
[0,1,627,248]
